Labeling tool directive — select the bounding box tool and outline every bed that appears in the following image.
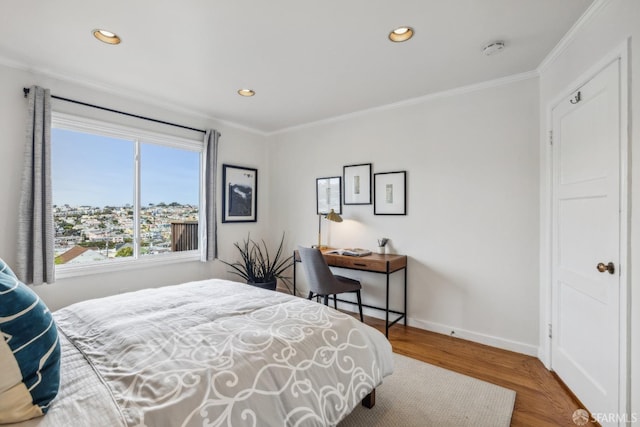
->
[9,279,394,427]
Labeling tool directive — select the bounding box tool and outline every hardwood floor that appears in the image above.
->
[365,317,584,427]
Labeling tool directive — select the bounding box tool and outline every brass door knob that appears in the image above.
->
[596,262,615,274]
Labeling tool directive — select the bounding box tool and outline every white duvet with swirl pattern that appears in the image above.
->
[50,279,393,427]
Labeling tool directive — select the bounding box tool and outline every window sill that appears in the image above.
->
[55,251,201,279]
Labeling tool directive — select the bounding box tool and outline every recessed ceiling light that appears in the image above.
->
[389,26,414,43]
[482,41,505,56]
[237,89,255,97]
[93,29,121,45]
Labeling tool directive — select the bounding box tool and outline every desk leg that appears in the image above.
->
[293,251,297,297]
[385,272,390,337]
[404,266,407,326]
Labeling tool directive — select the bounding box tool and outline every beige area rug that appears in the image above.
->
[340,353,516,427]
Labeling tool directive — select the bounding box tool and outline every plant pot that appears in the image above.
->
[247,279,277,291]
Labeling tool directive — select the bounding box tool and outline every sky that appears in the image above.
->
[51,128,200,207]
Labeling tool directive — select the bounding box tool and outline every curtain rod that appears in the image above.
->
[23,87,207,134]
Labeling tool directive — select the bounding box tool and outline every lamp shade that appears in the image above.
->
[325,209,343,223]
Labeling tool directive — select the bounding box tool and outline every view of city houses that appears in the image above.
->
[52,128,200,265]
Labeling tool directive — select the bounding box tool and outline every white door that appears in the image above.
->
[551,59,621,425]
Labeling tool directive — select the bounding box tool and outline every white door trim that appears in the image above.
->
[540,38,630,418]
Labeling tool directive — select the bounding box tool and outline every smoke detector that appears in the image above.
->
[482,41,505,56]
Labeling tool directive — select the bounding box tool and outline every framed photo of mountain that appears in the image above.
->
[222,164,257,223]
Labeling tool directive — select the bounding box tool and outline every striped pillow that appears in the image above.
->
[0,258,61,423]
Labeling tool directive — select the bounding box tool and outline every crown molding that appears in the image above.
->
[0,55,267,137]
[0,55,29,71]
[269,70,539,136]
[537,0,614,73]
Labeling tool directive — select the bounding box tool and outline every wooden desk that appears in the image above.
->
[293,249,407,337]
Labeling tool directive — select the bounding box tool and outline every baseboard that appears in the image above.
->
[409,318,539,357]
[321,300,539,357]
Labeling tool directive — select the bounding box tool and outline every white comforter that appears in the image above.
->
[13,279,393,427]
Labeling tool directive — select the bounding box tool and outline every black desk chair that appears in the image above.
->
[297,246,364,322]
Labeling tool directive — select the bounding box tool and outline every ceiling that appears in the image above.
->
[0,0,593,134]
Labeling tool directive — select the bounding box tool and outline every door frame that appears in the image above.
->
[540,39,630,418]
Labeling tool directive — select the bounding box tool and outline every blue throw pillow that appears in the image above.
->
[0,258,61,423]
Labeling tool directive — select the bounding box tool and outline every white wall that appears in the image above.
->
[7,7,630,407]
[0,63,271,311]
[537,0,640,417]
[268,76,541,355]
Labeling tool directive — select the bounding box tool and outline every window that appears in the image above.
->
[51,113,203,275]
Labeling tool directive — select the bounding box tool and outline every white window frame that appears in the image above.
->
[52,112,205,279]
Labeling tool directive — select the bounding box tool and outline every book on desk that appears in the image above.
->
[324,248,372,257]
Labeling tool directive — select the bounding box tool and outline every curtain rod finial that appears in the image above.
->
[23,87,30,98]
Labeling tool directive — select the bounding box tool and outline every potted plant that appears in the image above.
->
[221,233,294,292]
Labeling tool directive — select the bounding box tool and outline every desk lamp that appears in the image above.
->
[315,209,342,250]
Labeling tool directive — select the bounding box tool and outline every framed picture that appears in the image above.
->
[316,176,342,214]
[374,171,406,215]
[222,164,257,223]
[343,163,372,205]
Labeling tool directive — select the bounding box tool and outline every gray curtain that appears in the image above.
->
[202,129,220,261]
[17,86,54,285]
